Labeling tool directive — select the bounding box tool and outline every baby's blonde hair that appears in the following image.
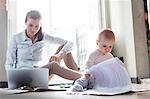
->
[97,28,115,41]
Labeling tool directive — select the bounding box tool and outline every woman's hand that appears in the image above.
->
[49,51,65,63]
[49,54,61,63]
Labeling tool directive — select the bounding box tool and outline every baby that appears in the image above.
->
[69,28,132,93]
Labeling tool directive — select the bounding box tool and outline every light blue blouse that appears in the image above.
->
[5,31,73,69]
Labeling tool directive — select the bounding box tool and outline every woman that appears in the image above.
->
[5,10,81,80]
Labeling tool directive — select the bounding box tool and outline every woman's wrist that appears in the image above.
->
[57,50,66,59]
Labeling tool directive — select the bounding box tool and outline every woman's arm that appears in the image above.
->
[46,34,73,61]
[46,34,73,54]
[5,35,17,69]
[61,41,73,54]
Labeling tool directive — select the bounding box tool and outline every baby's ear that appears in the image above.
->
[96,39,99,45]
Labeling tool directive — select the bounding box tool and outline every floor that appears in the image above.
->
[1,89,150,99]
[1,77,150,99]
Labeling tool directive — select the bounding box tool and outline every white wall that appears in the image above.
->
[109,0,149,78]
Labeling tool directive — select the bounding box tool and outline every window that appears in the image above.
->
[8,0,101,70]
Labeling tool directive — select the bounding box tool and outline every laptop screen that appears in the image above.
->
[6,68,49,89]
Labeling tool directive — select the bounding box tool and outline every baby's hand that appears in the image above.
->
[84,73,94,80]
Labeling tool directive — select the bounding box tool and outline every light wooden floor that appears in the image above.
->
[1,77,150,99]
[1,90,150,99]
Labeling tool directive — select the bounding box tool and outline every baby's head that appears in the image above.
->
[96,28,115,55]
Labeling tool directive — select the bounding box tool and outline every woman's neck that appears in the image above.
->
[25,32,36,43]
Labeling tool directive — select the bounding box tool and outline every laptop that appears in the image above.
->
[6,68,49,89]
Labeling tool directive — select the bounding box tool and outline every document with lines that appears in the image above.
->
[67,58,132,95]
